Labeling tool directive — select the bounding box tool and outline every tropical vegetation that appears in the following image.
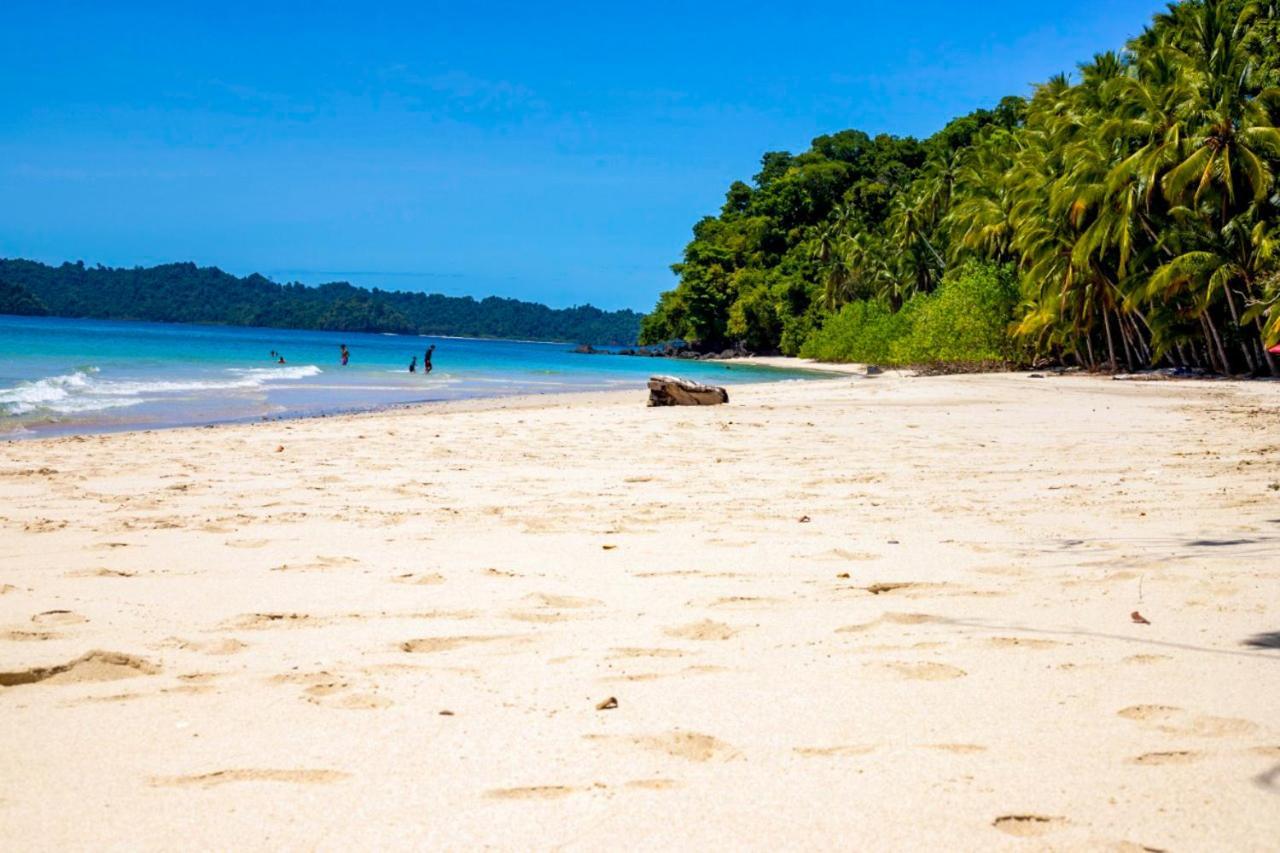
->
[641,0,1280,373]
[0,259,642,344]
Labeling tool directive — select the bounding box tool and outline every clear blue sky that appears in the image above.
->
[1,1,1166,311]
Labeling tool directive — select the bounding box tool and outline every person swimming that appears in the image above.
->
[424,344,435,374]
[277,355,286,364]
[409,355,417,373]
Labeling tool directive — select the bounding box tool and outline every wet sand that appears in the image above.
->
[1,371,1278,850]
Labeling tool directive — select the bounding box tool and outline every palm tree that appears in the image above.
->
[1149,0,1280,371]
[887,189,946,294]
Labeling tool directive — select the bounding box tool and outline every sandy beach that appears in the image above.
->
[1,370,1278,850]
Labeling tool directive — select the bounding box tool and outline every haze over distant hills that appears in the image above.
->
[0,259,642,345]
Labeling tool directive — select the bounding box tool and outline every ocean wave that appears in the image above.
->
[0,365,324,416]
[229,365,323,380]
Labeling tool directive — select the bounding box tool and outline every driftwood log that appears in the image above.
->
[647,375,729,407]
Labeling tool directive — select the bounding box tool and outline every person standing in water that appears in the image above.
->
[409,355,417,373]
[339,344,350,366]
[423,344,435,374]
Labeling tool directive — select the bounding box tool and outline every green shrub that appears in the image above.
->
[799,261,1020,365]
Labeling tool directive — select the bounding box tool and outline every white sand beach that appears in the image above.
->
[1,371,1278,850]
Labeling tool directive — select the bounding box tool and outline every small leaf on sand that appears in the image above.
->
[596,696,618,710]
[1131,611,1151,625]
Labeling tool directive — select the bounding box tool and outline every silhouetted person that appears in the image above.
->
[409,356,417,373]
[424,344,435,374]
[340,344,350,366]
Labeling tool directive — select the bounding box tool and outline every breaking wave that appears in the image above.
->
[0,365,323,416]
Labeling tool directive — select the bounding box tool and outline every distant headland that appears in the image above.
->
[0,258,642,345]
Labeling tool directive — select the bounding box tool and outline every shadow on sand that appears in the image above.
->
[1242,630,1280,650]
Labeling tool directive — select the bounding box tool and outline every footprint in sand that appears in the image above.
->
[392,572,446,586]
[1130,750,1202,765]
[199,638,247,656]
[707,596,782,610]
[858,581,989,598]
[483,568,522,578]
[272,671,392,710]
[993,815,1068,837]
[1117,705,1259,737]
[31,610,87,626]
[151,769,349,788]
[223,538,270,549]
[0,651,157,688]
[607,647,686,659]
[625,778,679,790]
[924,743,988,754]
[986,637,1060,649]
[4,630,61,642]
[862,582,930,596]
[486,785,580,800]
[867,661,967,681]
[815,548,880,562]
[226,613,322,630]
[586,730,737,763]
[524,592,603,609]
[793,745,877,757]
[160,637,246,655]
[400,635,514,653]
[664,620,738,641]
[505,610,584,624]
[1123,654,1172,665]
[271,555,360,572]
[836,612,939,632]
[602,664,727,683]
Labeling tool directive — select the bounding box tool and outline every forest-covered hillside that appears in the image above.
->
[641,0,1280,373]
[0,259,642,344]
[0,279,47,316]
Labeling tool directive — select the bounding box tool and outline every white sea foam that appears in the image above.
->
[0,369,99,415]
[228,365,323,381]
[0,365,324,416]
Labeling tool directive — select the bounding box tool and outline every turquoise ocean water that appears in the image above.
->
[0,315,827,438]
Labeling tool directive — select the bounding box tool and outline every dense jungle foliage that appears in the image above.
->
[641,0,1280,373]
[0,259,642,344]
[0,279,47,316]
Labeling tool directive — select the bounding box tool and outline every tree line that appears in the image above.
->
[0,259,643,345]
[641,0,1280,374]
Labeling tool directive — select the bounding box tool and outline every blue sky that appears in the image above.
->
[1,1,1166,311]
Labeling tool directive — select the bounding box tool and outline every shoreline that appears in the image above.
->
[2,356,847,443]
[2,387,648,443]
